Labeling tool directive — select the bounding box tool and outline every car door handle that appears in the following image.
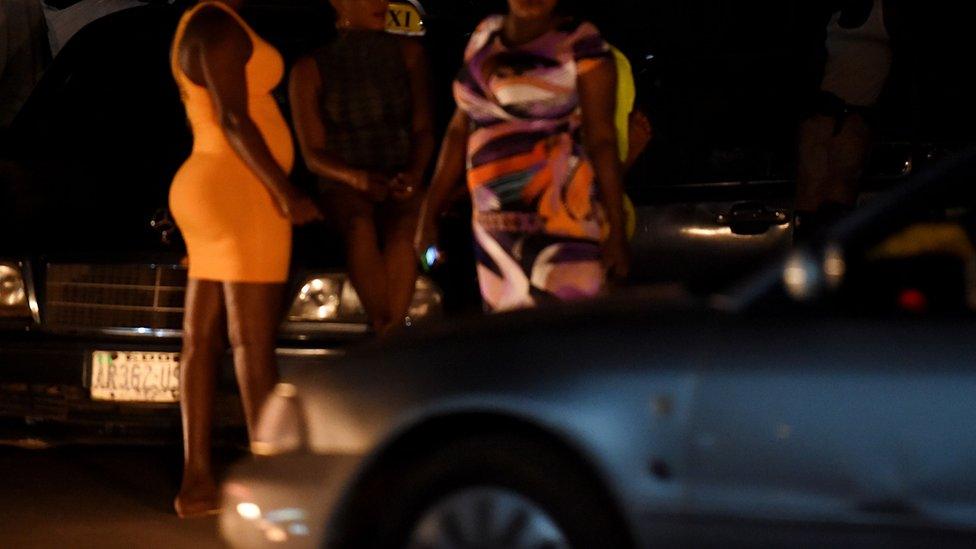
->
[716,202,789,236]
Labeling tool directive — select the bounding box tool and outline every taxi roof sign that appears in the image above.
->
[386,0,426,37]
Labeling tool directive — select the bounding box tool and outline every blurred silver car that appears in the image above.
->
[220,151,976,548]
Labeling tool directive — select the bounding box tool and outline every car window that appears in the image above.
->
[2,6,189,249]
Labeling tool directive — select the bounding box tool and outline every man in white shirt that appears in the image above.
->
[794,0,899,241]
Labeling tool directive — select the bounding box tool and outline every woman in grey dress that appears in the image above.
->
[289,0,434,334]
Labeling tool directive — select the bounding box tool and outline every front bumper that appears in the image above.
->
[0,328,352,444]
[220,452,363,548]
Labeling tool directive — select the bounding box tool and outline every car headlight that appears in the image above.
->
[288,275,359,322]
[251,383,307,456]
[287,274,443,324]
[0,263,30,319]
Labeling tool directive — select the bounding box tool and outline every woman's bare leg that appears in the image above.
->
[343,214,392,333]
[381,207,421,334]
[175,279,226,518]
[224,282,284,437]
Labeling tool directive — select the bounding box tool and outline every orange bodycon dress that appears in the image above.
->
[169,1,294,283]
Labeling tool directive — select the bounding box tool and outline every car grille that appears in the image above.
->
[45,264,187,333]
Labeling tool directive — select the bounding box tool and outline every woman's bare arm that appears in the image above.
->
[288,56,387,198]
[181,8,319,223]
[415,108,470,252]
[394,39,436,192]
[578,57,630,278]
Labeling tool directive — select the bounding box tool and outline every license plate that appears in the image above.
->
[386,1,425,36]
[90,350,180,403]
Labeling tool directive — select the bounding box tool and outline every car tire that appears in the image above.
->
[330,432,632,549]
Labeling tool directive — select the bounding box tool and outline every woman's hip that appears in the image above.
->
[170,157,286,233]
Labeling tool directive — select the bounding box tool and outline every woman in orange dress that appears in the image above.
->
[169,0,320,517]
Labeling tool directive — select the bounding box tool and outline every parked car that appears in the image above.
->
[219,150,976,548]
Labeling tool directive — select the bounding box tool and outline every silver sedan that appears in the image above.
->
[220,150,976,548]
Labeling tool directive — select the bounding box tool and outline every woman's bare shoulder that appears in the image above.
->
[182,4,248,49]
[290,54,320,81]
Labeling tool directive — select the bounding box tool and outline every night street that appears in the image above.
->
[4,0,976,546]
[0,444,237,548]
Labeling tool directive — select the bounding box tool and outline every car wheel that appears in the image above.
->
[407,485,568,548]
[331,432,632,549]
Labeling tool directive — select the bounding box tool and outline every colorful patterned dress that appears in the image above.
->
[454,15,612,312]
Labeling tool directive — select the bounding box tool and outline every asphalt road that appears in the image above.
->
[0,444,244,549]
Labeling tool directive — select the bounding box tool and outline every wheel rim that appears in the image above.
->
[406,486,570,549]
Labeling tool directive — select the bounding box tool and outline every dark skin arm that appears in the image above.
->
[414,108,470,254]
[579,58,631,279]
[179,7,320,223]
[390,38,436,202]
[289,55,388,201]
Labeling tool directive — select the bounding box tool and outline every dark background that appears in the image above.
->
[2,0,975,304]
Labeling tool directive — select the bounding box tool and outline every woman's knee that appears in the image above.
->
[343,214,376,238]
[222,283,284,352]
[182,324,225,358]
[182,280,225,352]
[182,314,225,356]
[226,321,276,353]
[392,216,421,241]
[225,304,278,351]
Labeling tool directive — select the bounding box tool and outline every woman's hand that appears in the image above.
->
[390,172,421,202]
[602,232,631,281]
[414,218,439,260]
[275,189,323,225]
[351,171,390,202]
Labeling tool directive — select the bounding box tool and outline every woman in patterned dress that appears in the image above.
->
[415,0,629,312]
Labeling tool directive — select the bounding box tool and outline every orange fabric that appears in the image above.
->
[168,1,294,282]
[576,57,605,75]
[520,140,555,202]
[467,143,546,189]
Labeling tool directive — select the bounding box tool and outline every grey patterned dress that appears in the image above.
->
[312,29,413,184]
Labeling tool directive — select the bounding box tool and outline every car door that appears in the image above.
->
[628,177,794,292]
[625,141,916,293]
[682,171,976,540]
[682,315,976,539]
